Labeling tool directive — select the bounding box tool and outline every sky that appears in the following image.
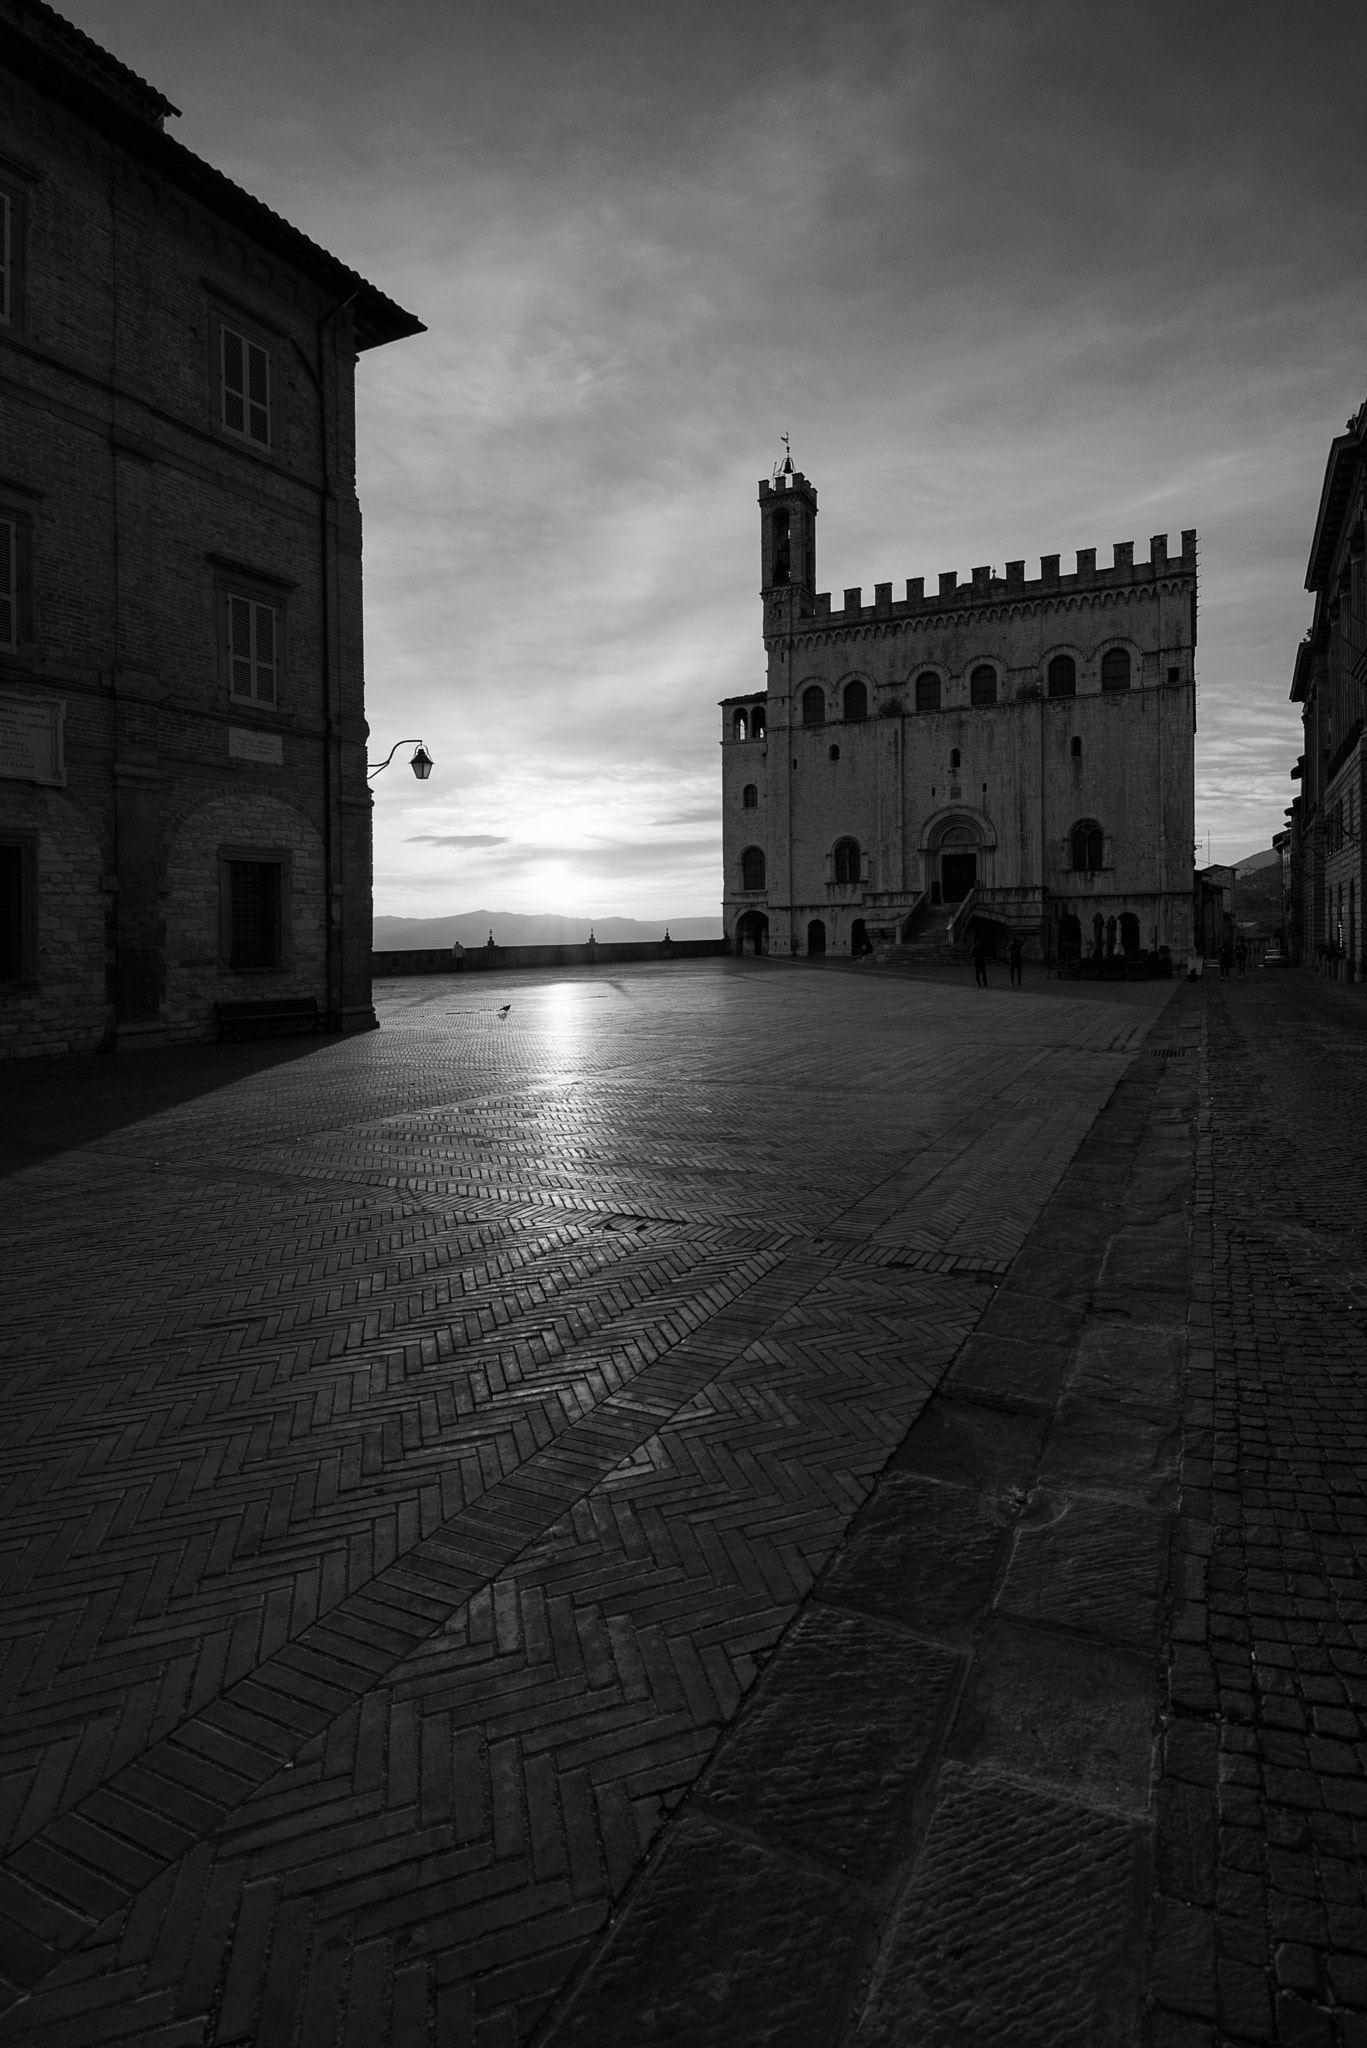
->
[62,0,1367,916]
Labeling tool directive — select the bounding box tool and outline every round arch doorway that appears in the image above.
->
[806,919,826,957]
[938,823,978,904]
[735,910,770,956]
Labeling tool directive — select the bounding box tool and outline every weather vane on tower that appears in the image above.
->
[773,431,794,480]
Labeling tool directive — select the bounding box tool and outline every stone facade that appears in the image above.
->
[721,465,1198,968]
[0,0,421,1055]
[1288,398,1366,978]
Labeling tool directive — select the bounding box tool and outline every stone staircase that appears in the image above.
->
[869,888,1045,970]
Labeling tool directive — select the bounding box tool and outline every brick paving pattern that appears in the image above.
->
[1148,975,1367,2048]
[0,960,1170,2045]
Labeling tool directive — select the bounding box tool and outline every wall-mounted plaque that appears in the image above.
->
[228,726,283,766]
[0,694,65,786]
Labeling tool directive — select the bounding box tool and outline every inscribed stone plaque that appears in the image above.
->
[0,694,64,785]
[228,726,283,765]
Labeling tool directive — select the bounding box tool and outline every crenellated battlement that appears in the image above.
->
[758,471,818,504]
[806,533,1196,627]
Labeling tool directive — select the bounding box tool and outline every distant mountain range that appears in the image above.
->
[373,911,724,950]
[1232,848,1280,875]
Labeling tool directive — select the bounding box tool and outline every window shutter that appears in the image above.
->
[246,340,270,444]
[228,595,253,697]
[222,328,245,434]
[253,603,276,703]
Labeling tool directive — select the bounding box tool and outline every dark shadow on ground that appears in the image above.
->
[0,1035,340,1177]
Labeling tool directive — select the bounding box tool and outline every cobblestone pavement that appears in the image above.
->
[0,959,1174,2046]
[1148,973,1367,2048]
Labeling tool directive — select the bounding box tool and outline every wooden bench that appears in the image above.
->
[215,996,321,1042]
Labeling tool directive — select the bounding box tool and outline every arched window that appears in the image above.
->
[742,783,758,809]
[732,709,748,740]
[1047,655,1076,699]
[833,837,861,885]
[915,672,941,713]
[1070,819,1104,871]
[741,846,766,891]
[801,685,826,726]
[751,703,767,737]
[829,744,840,762]
[970,664,997,706]
[950,748,961,770]
[843,679,868,721]
[1101,647,1131,692]
[1070,736,1082,758]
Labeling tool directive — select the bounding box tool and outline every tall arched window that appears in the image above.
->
[970,664,997,706]
[732,708,748,740]
[751,703,767,737]
[833,837,861,884]
[1070,819,1104,871]
[915,672,941,713]
[741,846,766,891]
[771,508,791,585]
[843,679,868,721]
[801,686,826,726]
[742,783,758,809]
[1047,655,1077,699]
[1101,647,1131,692]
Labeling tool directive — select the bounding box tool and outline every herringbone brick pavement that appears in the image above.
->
[0,961,1173,2043]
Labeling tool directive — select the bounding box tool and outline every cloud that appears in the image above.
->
[61,0,1367,898]
[404,833,509,848]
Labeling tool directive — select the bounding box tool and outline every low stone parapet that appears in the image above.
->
[372,938,729,976]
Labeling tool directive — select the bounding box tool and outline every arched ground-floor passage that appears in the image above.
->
[967,918,1005,959]
[850,919,871,957]
[806,919,826,957]
[734,910,769,956]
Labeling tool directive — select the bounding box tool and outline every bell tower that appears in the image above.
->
[759,449,818,643]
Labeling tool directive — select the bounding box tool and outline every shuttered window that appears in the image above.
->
[227,595,278,704]
[220,324,272,445]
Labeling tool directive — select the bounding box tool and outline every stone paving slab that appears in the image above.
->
[0,961,1177,2044]
[540,981,1200,2047]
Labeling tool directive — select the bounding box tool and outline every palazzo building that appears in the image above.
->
[721,462,1198,968]
[0,0,422,1055]
[1288,397,1366,977]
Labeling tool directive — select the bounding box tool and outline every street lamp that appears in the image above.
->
[367,741,433,781]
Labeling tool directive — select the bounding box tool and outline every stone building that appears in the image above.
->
[0,0,422,1056]
[1289,397,1365,979]
[721,461,1197,968]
